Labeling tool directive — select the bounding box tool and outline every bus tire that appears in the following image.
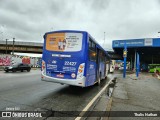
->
[27,69,31,72]
[97,73,101,86]
[12,69,16,72]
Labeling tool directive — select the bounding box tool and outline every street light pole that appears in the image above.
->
[123,41,127,78]
[12,38,15,55]
[6,39,8,54]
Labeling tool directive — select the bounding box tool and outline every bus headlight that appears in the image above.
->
[77,63,85,79]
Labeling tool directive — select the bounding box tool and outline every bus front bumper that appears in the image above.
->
[41,73,86,87]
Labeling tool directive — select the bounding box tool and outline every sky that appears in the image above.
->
[0,0,160,51]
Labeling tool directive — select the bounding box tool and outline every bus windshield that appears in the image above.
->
[46,32,83,52]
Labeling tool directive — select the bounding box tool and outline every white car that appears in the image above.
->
[119,65,128,70]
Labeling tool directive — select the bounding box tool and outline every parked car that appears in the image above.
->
[4,63,31,72]
[119,65,129,70]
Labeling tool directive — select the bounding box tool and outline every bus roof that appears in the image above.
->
[45,30,88,35]
[87,33,109,55]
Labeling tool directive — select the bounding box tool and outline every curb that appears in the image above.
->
[75,76,117,120]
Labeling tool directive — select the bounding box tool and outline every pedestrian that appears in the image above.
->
[60,40,63,50]
[58,39,61,50]
[63,39,66,50]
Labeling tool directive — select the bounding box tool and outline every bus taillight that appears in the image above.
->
[78,69,83,73]
[77,63,85,79]
[80,65,84,69]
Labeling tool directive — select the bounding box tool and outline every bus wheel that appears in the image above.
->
[12,69,16,72]
[98,77,100,85]
[97,73,101,86]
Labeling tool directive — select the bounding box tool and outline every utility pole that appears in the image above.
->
[12,38,15,55]
[6,39,8,54]
[123,41,127,78]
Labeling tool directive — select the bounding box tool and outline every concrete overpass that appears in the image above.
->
[0,41,43,54]
[0,40,118,60]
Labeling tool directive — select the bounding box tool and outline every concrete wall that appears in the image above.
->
[0,54,41,67]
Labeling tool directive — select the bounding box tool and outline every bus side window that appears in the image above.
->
[99,51,106,63]
[102,53,105,63]
[89,39,92,49]
[88,37,96,61]
[89,50,96,61]
[99,51,103,61]
[92,42,96,51]
[89,37,96,51]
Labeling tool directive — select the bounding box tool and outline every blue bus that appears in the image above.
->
[41,30,110,87]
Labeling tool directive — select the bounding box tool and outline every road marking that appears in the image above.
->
[75,78,114,120]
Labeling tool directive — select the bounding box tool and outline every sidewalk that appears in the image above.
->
[108,73,160,120]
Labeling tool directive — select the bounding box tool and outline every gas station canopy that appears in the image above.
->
[112,38,160,64]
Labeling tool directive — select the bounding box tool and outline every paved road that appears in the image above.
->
[0,70,110,119]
